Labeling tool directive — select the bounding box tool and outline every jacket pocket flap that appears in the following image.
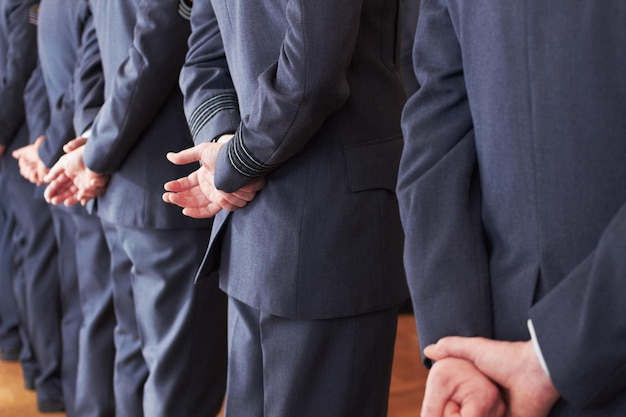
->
[343,136,403,192]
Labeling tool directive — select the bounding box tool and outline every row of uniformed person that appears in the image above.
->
[0,0,69,412]
[1,0,227,416]
[1,0,420,416]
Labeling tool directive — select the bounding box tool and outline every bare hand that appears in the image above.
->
[421,357,505,417]
[44,144,109,206]
[163,140,265,218]
[13,136,49,185]
[424,337,560,417]
[45,172,81,206]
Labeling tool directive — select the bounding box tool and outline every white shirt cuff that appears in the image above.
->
[527,319,551,377]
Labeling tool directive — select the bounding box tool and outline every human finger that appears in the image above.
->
[166,144,207,166]
[164,176,199,193]
[423,337,490,363]
[90,175,109,189]
[12,146,26,160]
[44,173,75,203]
[421,361,456,417]
[34,164,50,186]
[48,185,79,206]
[240,176,267,192]
[230,188,258,202]
[422,357,505,417]
[44,160,67,183]
[442,401,460,417]
[162,188,211,210]
[63,136,88,153]
[214,190,254,210]
[181,202,222,219]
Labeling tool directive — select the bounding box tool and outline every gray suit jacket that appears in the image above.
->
[398,0,626,414]
[83,0,211,230]
[180,0,409,319]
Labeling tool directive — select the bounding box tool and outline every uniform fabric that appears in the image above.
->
[398,1,626,414]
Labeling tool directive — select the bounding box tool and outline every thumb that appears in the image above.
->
[166,143,207,166]
[44,161,65,183]
[63,137,87,153]
[89,173,109,188]
[12,148,23,159]
[424,336,489,363]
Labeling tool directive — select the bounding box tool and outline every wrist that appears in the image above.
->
[521,341,560,411]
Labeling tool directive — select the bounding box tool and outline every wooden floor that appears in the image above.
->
[0,314,427,417]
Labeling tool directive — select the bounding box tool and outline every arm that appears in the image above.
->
[424,203,626,412]
[163,0,262,217]
[72,1,104,138]
[529,202,626,408]
[400,0,420,95]
[179,0,239,145]
[41,3,106,205]
[0,0,38,146]
[396,0,492,365]
[12,63,50,185]
[81,0,193,175]
[213,0,366,192]
[163,139,265,218]
[23,62,50,143]
[37,68,78,168]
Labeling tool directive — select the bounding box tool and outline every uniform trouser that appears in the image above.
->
[9,208,40,387]
[0,175,21,354]
[49,206,83,417]
[73,211,115,417]
[5,175,64,403]
[224,298,399,417]
[101,220,228,417]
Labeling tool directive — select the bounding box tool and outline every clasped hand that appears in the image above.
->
[43,137,110,206]
[163,139,265,219]
[12,135,49,185]
[421,337,560,417]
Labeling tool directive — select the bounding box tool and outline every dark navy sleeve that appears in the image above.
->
[0,0,38,146]
[82,0,192,174]
[179,0,239,145]
[214,0,367,192]
[396,0,493,364]
[400,0,420,95]
[530,202,626,407]
[38,1,104,167]
[23,61,50,144]
[38,68,77,167]
[72,1,104,137]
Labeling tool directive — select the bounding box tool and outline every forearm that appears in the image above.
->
[530,203,626,407]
